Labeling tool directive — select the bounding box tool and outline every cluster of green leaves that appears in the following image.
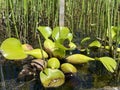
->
[80,26,120,53]
[0,26,118,88]
[106,26,120,46]
[38,26,76,58]
[0,38,48,60]
[38,26,117,73]
[78,26,119,73]
[0,38,66,87]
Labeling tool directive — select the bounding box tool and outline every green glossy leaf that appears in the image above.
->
[97,57,117,72]
[68,42,76,49]
[53,48,65,58]
[47,58,60,69]
[55,42,69,50]
[67,33,73,41]
[117,48,120,52]
[22,44,33,51]
[61,63,77,74]
[103,46,110,50]
[89,40,101,48]
[40,68,65,87]
[52,27,70,41]
[44,39,55,53]
[107,26,118,39]
[0,38,27,60]
[66,54,95,64]
[38,26,52,39]
[81,37,91,45]
[117,37,120,44]
[25,49,48,59]
[54,41,75,51]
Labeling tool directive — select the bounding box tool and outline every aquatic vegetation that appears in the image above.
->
[96,57,117,73]
[61,63,77,74]
[38,26,76,58]
[0,38,48,60]
[0,0,120,89]
[66,54,95,64]
[37,26,52,40]
[43,39,55,55]
[22,44,33,51]
[47,58,60,69]
[88,40,101,48]
[0,38,27,60]
[0,26,118,88]
[40,68,65,88]
[106,26,120,41]
[25,49,48,59]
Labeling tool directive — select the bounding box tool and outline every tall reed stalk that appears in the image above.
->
[0,0,119,44]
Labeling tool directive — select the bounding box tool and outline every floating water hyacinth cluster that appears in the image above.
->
[0,26,118,88]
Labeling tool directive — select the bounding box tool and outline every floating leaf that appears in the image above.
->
[0,38,27,60]
[103,46,110,50]
[66,54,95,64]
[44,39,55,53]
[38,26,52,39]
[47,58,60,69]
[25,49,48,59]
[89,40,101,48]
[55,42,69,50]
[52,27,70,41]
[53,48,65,58]
[40,68,65,87]
[67,33,73,42]
[81,37,91,45]
[61,63,77,74]
[117,48,120,52]
[68,42,76,49]
[97,57,117,72]
[22,44,33,51]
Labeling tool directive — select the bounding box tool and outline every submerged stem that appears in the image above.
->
[0,63,6,90]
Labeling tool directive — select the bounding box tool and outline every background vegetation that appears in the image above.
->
[0,0,119,44]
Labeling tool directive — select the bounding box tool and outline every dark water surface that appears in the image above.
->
[0,61,119,90]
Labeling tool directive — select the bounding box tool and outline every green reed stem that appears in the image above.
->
[5,0,11,37]
[23,0,28,43]
[9,0,19,38]
[37,33,45,60]
[106,0,112,48]
[54,1,59,26]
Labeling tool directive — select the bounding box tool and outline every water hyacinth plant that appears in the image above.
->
[0,37,65,87]
[40,68,65,87]
[38,26,117,72]
[0,26,118,88]
[0,38,48,60]
[37,26,76,58]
